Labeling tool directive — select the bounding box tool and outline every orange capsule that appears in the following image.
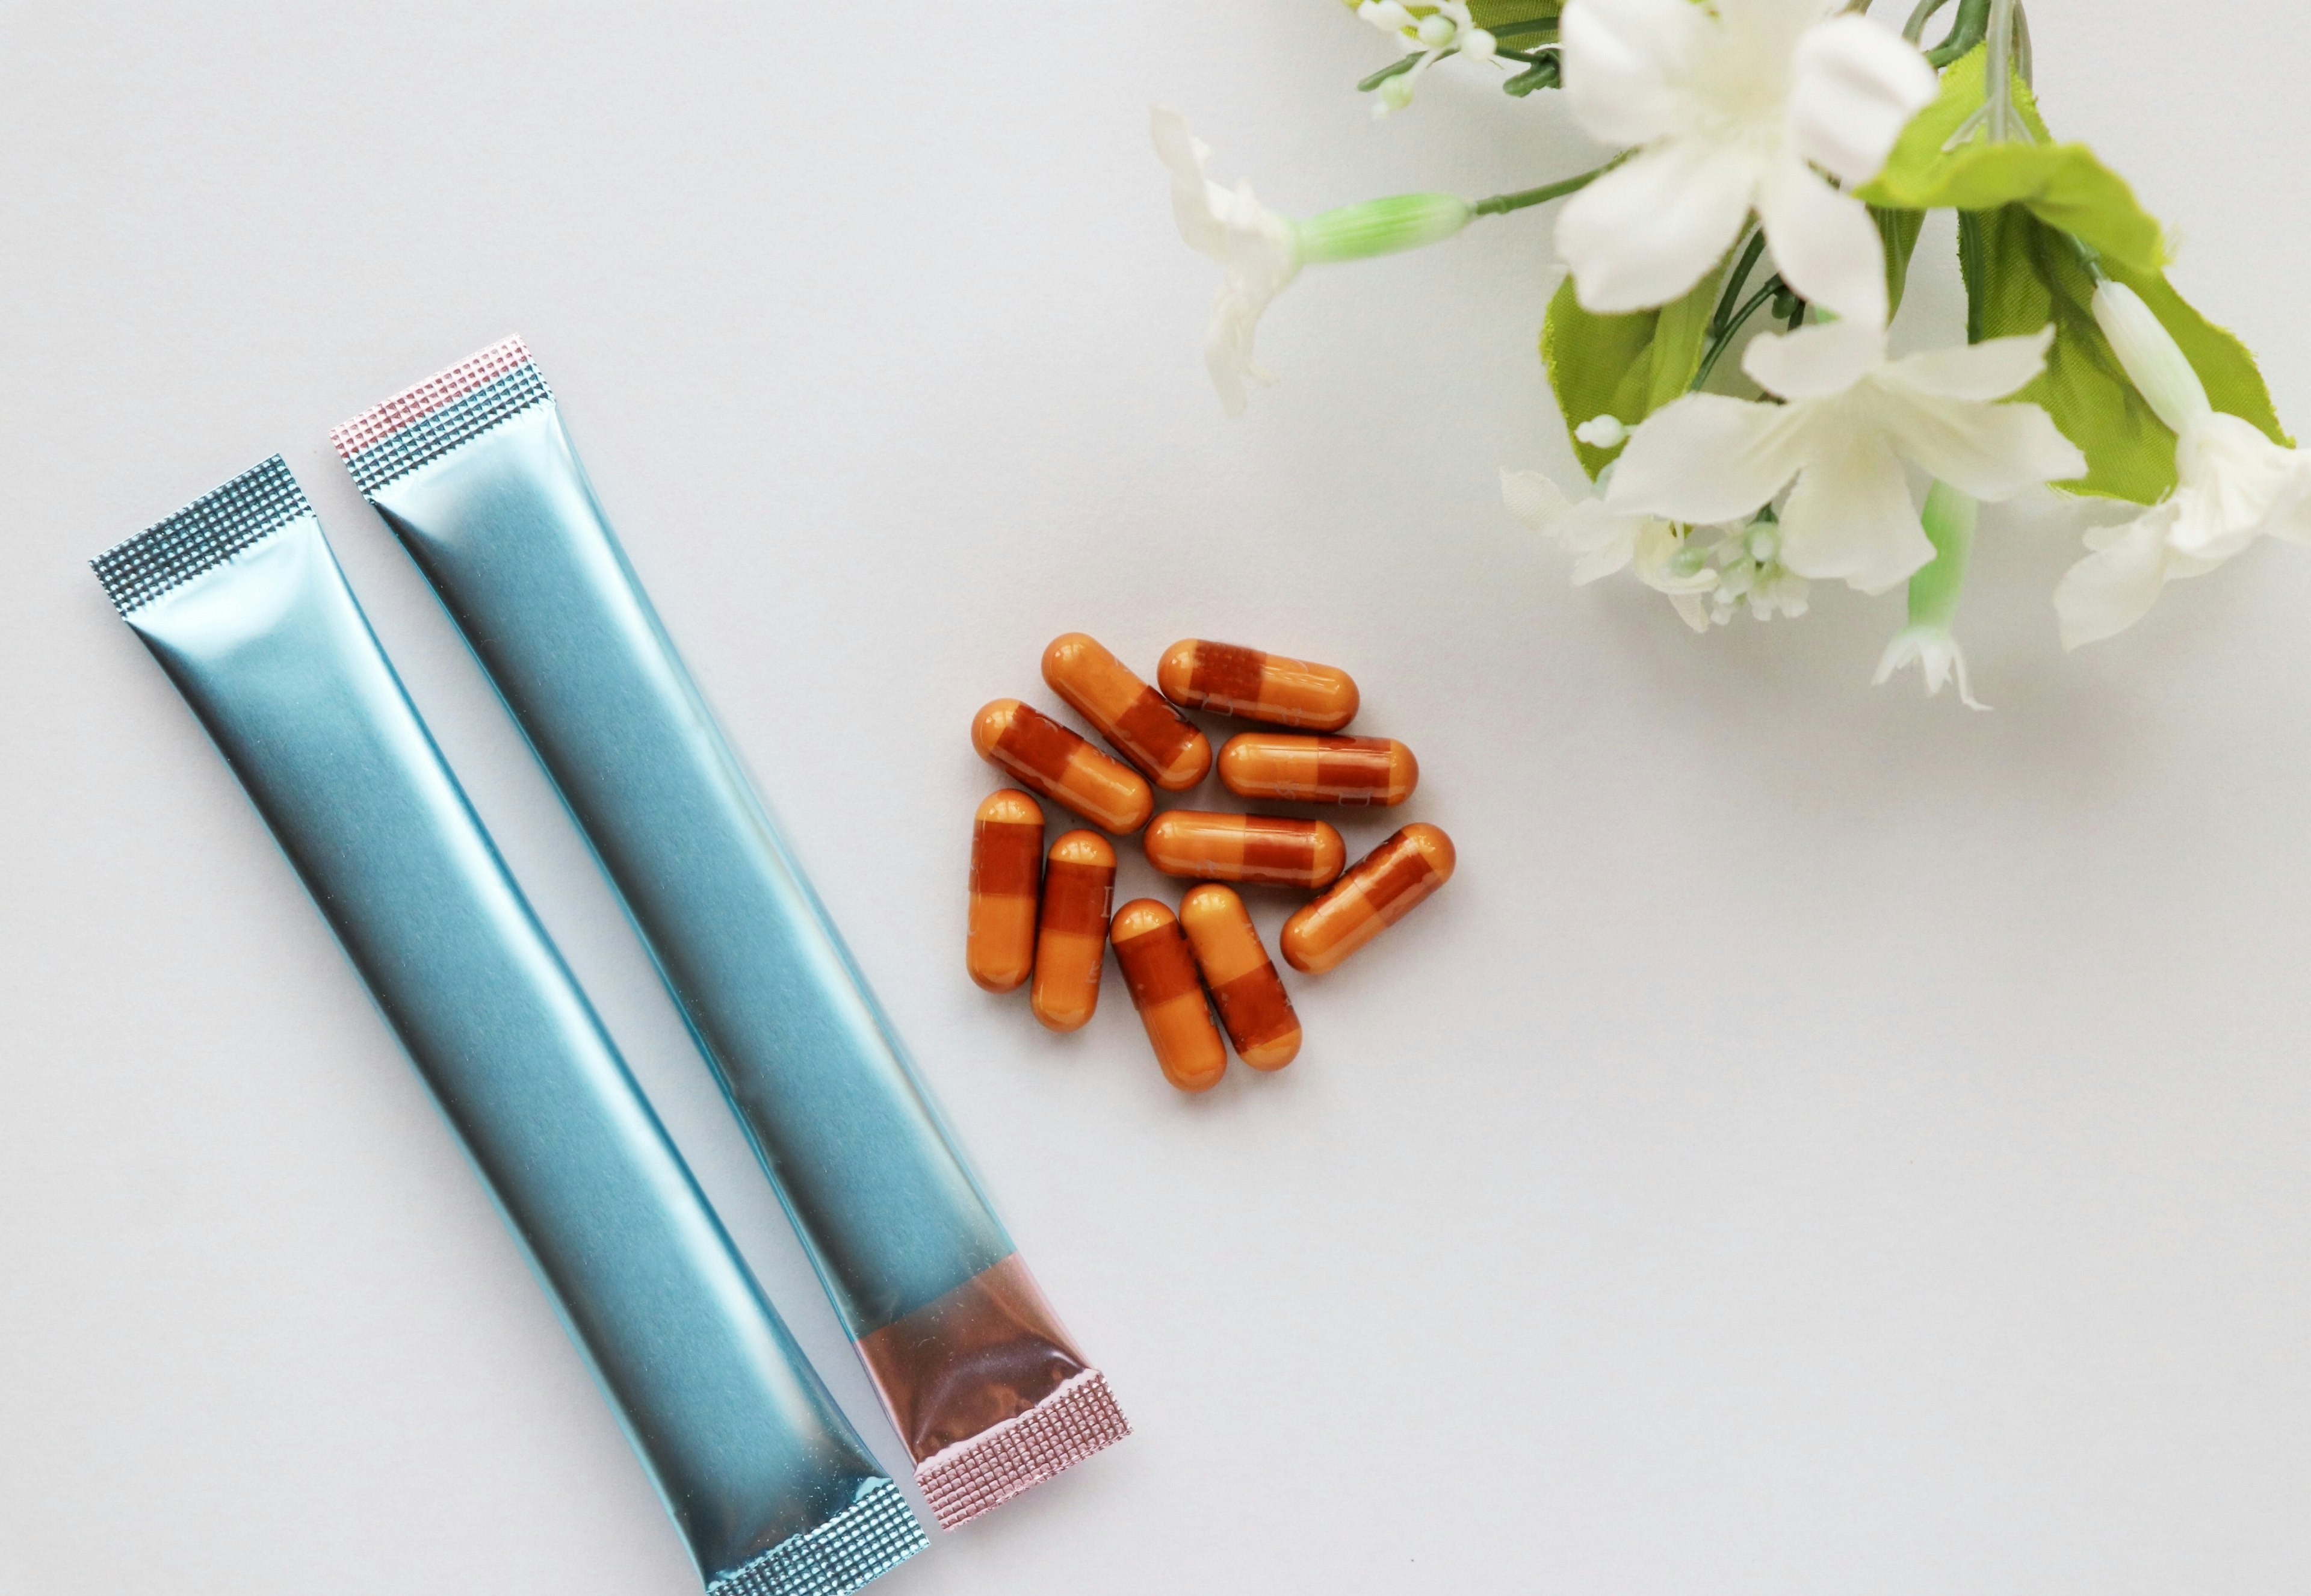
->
[1157,640,1359,732]
[1143,810,1346,889]
[967,790,1044,992]
[1042,633,1212,792]
[1281,824,1456,975]
[972,698,1155,834]
[1179,885,1301,1070]
[1217,733,1418,807]
[1110,899,1227,1093]
[1030,830,1116,1032]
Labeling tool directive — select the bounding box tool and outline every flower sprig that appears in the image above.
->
[1156,0,2295,703]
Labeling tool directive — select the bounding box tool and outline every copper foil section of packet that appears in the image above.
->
[854,1255,1131,1528]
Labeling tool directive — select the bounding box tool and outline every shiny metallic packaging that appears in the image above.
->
[92,458,926,1596]
[336,341,1130,1527]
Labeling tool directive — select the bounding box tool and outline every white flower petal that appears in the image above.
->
[1559,0,1709,147]
[1670,591,1714,632]
[1557,136,1761,314]
[2173,413,2311,555]
[1500,467,1574,533]
[1754,157,1887,327]
[2055,504,2183,649]
[1151,106,1228,260]
[1787,14,1937,185]
[1633,521,1717,593]
[1777,432,1931,592]
[1883,327,2052,403]
[1741,320,1886,401]
[1608,393,1809,523]
[1870,385,2086,501]
[1873,626,1988,709]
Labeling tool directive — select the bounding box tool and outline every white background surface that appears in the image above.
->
[5,3,2310,1591]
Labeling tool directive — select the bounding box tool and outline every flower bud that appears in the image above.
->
[2091,280,2213,438]
[1294,193,1474,264]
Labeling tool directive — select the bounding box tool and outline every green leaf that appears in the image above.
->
[1859,46,2166,274]
[1970,204,2291,502]
[1468,0,1561,35]
[1542,261,1727,479]
[1875,205,1923,317]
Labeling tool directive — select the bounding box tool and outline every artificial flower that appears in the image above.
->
[1688,518,1810,628]
[1873,626,1983,707]
[1502,465,1745,632]
[1608,319,2085,595]
[1554,0,1936,326]
[2053,280,2311,648]
[1155,106,1473,414]
[1873,481,1987,708]
[1355,1,1499,114]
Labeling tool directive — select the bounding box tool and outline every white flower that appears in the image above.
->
[1504,466,1695,586]
[1358,1,1499,116]
[1154,107,1302,416]
[1607,320,2086,595]
[1555,0,1936,326]
[1873,626,1987,708]
[2053,280,2311,648]
[1155,107,1474,415]
[1690,519,1810,628]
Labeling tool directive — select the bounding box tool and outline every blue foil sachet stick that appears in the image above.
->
[92,457,927,1594]
[335,341,1130,1527]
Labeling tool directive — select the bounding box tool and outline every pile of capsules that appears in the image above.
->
[967,634,1456,1093]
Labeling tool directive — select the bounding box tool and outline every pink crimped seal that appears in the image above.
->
[330,336,532,459]
[915,1369,1131,1529]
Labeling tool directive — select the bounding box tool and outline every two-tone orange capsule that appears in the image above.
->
[1043,633,1211,791]
[1143,811,1345,889]
[967,790,1044,992]
[973,698,1154,834]
[1157,640,1359,731]
[1031,830,1116,1032]
[1217,733,1418,807]
[1282,823,1455,974]
[1179,885,1300,1069]
[1110,899,1228,1093]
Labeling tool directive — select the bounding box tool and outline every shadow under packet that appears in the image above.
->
[333,339,1130,1529]
[91,457,926,1596]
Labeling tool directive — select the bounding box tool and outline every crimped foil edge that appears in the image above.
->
[915,1368,1130,1530]
[330,336,531,459]
[705,1476,928,1596]
[90,454,312,616]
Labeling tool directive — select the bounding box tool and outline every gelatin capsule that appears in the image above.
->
[967,790,1044,993]
[1179,885,1301,1071]
[1157,640,1359,732]
[1281,824,1456,975]
[1030,830,1116,1033]
[1216,733,1418,807]
[1143,810,1346,889]
[1042,633,1212,792]
[973,697,1155,834]
[1110,899,1227,1093]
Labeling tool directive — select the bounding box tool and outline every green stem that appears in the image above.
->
[1903,0,1952,43]
[1357,55,1422,93]
[1486,18,1559,41]
[1985,0,2017,140]
[1470,165,1604,217]
[1925,0,1989,66]
[1692,274,1787,390]
[1710,230,1769,341]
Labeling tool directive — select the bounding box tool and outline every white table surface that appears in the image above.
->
[6,4,2310,1591]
